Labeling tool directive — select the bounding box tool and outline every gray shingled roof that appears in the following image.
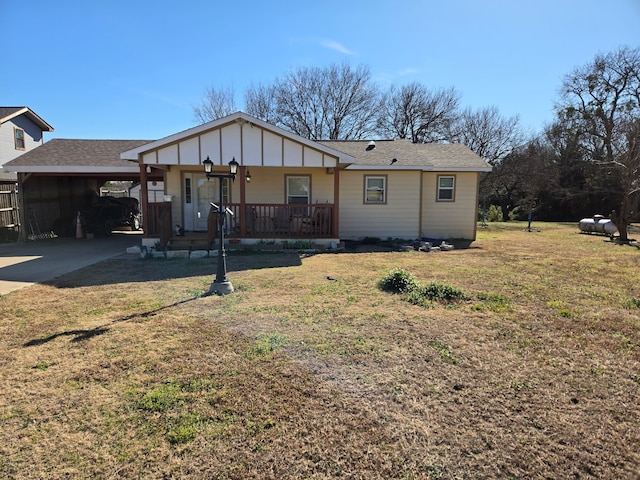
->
[4,139,151,172]
[0,107,24,119]
[319,139,491,171]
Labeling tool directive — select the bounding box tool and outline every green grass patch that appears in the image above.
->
[135,382,184,412]
[429,340,461,364]
[247,332,287,357]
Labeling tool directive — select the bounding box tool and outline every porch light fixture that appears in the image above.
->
[203,156,239,295]
[246,169,252,183]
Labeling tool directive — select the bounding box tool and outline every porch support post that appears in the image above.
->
[139,162,149,238]
[239,165,247,236]
[16,173,27,242]
[333,166,340,237]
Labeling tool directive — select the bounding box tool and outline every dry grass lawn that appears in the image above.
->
[0,222,639,479]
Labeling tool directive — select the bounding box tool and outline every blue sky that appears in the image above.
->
[2,0,639,141]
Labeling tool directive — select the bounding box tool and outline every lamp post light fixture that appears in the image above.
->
[203,156,239,295]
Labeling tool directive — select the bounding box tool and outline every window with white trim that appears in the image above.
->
[437,175,455,201]
[364,175,386,203]
[286,176,310,205]
[14,128,25,150]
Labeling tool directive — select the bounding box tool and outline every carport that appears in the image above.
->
[3,139,163,241]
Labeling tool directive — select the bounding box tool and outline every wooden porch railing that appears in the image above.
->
[147,202,335,246]
[225,203,334,238]
[147,202,172,246]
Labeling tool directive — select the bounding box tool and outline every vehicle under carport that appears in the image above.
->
[3,139,163,240]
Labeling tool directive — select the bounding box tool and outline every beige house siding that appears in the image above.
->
[421,171,478,240]
[339,170,422,240]
[242,167,335,204]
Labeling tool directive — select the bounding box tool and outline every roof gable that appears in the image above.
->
[0,107,54,132]
[120,111,355,169]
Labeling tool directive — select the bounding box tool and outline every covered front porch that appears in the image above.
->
[119,112,355,249]
[145,201,336,249]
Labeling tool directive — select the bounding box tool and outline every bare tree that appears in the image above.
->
[556,46,640,241]
[610,118,640,240]
[193,85,237,124]
[243,63,379,140]
[378,83,461,143]
[451,106,524,164]
[244,83,278,124]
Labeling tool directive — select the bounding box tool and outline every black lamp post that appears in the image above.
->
[203,156,239,295]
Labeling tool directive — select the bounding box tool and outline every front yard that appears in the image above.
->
[0,223,638,479]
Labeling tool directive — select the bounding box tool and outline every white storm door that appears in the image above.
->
[184,174,231,232]
[193,175,217,231]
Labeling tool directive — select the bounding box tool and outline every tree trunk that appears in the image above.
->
[500,202,510,222]
[612,194,631,242]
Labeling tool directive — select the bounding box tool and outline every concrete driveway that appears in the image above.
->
[0,233,141,295]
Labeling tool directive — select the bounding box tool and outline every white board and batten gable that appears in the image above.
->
[120,112,353,168]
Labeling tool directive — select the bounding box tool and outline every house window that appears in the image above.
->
[437,175,456,201]
[14,128,25,150]
[364,175,386,203]
[286,175,310,205]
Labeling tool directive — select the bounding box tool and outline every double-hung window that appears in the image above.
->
[364,175,386,204]
[14,128,25,150]
[437,175,455,201]
[286,175,310,214]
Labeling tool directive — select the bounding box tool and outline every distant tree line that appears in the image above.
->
[486,46,639,240]
[194,46,640,238]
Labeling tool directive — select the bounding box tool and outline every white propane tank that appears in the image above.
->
[578,215,617,236]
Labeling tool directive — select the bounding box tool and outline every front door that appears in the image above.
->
[194,176,216,231]
[183,173,230,232]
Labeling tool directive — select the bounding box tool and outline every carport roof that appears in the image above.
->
[3,139,152,174]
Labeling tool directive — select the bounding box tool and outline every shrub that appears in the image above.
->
[416,282,467,303]
[485,204,503,222]
[379,270,467,307]
[378,268,418,294]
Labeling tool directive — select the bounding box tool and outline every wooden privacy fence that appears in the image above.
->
[0,184,19,242]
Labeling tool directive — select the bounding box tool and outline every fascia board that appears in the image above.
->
[4,166,140,174]
[345,165,493,172]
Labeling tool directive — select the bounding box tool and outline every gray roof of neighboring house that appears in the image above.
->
[4,139,151,173]
[320,139,492,171]
[0,107,54,132]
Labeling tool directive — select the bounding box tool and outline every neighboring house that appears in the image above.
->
[0,107,54,240]
[0,107,54,183]
[120,111,491,248]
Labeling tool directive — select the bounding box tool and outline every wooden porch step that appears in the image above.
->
[166,237,213,251]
